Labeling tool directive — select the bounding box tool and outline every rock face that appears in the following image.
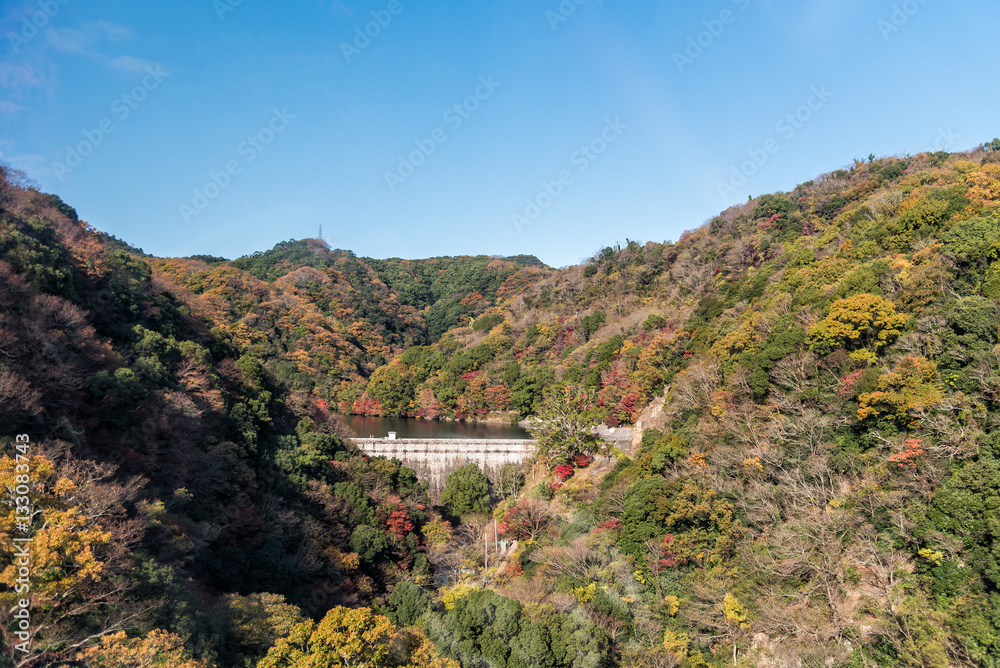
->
[630,393,667,455]
[353,438,536,494]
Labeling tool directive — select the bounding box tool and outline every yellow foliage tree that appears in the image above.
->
[807,293,909,357]
[220,592,306,658]
[258,606,457,668]
[857,356,943,423]
[0,452,129,661]
[662,628,689,661]
[76,630,210,668]
[967,163,1000,204]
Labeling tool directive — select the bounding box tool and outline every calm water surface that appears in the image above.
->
[340,415,531,440]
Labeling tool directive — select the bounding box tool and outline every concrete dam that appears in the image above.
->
[353,437,537,494]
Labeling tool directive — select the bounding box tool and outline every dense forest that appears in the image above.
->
[2,138,1000,667]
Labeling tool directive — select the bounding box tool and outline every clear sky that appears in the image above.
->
[2,0,998,267]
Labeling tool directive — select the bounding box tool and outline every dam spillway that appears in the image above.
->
[353,437,537,494]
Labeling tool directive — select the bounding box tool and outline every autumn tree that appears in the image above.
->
[76,629,209,668]
[219,592,306,660]
[807,293,909,360]
[498,499,553,542]
[258,606,456,668]
[0,450,144,666]
[857,356,943,424]
[968,164,1000,204]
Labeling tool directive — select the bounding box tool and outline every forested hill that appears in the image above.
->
[149,240,552,402]
[2,139,1000,667]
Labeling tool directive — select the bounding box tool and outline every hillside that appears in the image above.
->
[1,140,1000,667]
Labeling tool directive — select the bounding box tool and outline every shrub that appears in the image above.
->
[473,313,504,332]
[643,314,667,330]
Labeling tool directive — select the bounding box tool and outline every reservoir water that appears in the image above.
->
[340,415,531,440]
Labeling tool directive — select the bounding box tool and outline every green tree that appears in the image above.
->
[926,457,1000,588]
[385,581,432,627]
[440,463,491,516]
[426,589,612,668]
[581,311,606,340]
[473,313,504,332]
[366,362,417,416]
[349,525,388,564]
[643,314,666,330]
[943,215,1000,268]
[528,383,608,465]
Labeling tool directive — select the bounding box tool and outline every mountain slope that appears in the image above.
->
[1,141,1000,666]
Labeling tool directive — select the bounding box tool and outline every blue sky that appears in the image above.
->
[2,0,998,267]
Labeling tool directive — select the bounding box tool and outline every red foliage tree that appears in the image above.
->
[837,370,865,400]
[553,464,574,481]
[498,500,552,541]
[591,519,621,536]
[888,438,925,468]
[655,534,689,571]
[386,510,414,538]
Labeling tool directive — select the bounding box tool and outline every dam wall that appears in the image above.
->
[353,438,536,494]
